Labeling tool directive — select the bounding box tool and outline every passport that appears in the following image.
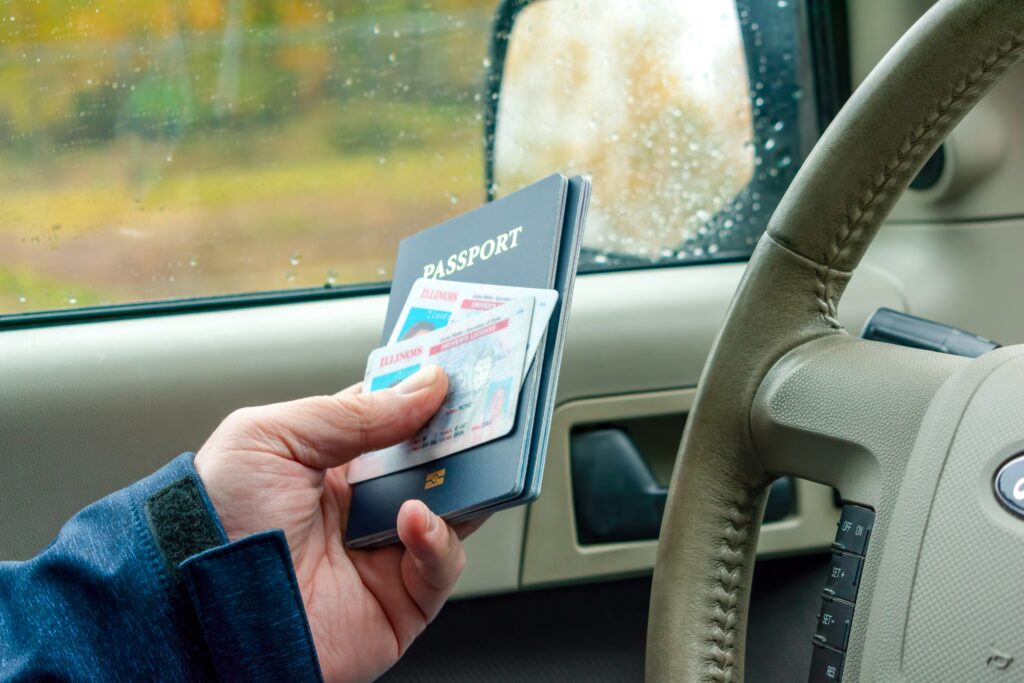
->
[345,173,590,548]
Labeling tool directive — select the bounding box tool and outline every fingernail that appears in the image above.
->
[425,506,439,532]
[395,365,439,395]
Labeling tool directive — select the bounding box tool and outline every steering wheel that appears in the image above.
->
[645,0,1024,680]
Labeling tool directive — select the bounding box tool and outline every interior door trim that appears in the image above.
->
[521,388,840,587]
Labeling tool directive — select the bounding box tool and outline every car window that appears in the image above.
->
[0,0,820,317]
[0,0,493,315]
[491,0,812,269]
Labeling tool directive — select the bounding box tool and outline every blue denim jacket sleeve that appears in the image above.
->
[0,453,323,682]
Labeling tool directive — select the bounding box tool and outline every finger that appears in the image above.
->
[397,500,465,622]
[234,365,448,470]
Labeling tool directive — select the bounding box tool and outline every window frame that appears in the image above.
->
[0,0,849,332]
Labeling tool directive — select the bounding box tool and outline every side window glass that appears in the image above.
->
[0,2,494,315]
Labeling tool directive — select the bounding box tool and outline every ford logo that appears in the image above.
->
[994,453,1024,517]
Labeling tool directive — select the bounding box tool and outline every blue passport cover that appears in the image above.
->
[446,175,590,526]
[345,173,580,547]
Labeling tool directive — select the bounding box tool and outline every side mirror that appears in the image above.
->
[483,0,817,265]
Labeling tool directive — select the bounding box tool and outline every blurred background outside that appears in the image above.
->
[496,0,752,261]
[0,0,755,315]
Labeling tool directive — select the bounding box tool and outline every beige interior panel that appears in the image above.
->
[866,218,1024,345]
[850,0,1024,224]
[521,389,840,588]
[0,259,901,599]
[847,1,1024,347]
[553,261,902,404]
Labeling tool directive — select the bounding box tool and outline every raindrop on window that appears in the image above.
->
[764,138,776,150]
[290,252,302,267]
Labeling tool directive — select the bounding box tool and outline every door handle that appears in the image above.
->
[571,428,794,544]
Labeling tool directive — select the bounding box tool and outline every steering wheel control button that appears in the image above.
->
[814,596,855,651]
[808,642,844,682]
[823,551,863,603]
[832,505,874,556]
[994,454,1024,518]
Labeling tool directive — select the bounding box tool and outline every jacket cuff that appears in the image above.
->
[141,453,323,681]
[180,531,324,682]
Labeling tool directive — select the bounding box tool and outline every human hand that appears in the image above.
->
[194,366,483,682]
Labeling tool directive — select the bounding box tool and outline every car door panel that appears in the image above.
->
[0,260,902,598]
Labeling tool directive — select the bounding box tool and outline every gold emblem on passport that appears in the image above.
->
[424,468,446,489]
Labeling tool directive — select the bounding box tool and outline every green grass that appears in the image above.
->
[0,105,486,314]
[0,266,110,312]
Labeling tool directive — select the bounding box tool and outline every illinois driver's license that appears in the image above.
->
[346,296,535,484]
[387,278,558,377]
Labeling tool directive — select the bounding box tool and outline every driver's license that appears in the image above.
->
[346,296,534,484]
[388,278,557,380]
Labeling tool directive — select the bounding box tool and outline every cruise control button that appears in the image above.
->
[814,596,854,650]
[833,505,874,556]
[823,551,863,603]
[808,642,844,682]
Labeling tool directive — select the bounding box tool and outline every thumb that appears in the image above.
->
[228,365,448,470]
